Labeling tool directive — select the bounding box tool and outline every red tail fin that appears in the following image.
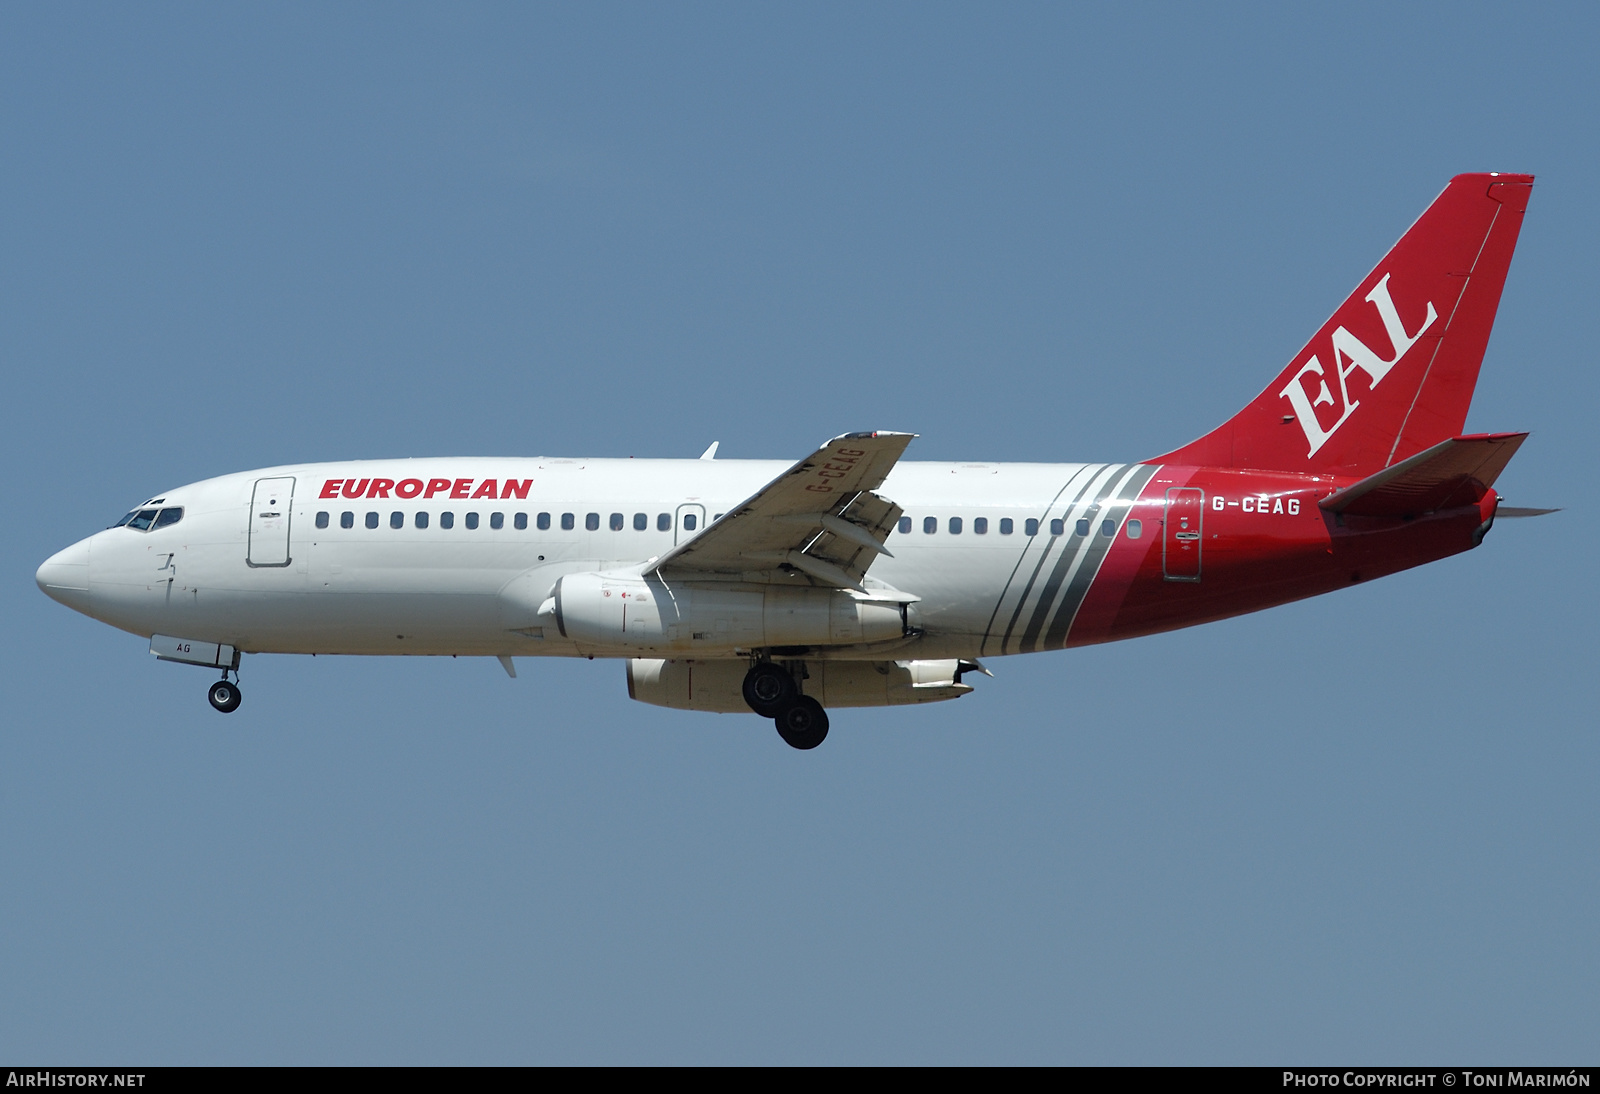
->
[1151,173,1533,478]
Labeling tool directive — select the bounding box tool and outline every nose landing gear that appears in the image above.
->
[208,675,242,713]
[743,660,830,750]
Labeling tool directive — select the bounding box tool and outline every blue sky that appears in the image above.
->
[3,3,1595,1063]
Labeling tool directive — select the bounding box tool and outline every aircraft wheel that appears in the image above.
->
[743,661,795,717]
[208,680,242,714]
[774,696,829,750]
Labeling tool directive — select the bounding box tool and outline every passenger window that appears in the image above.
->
[1076,518,1090,537]
[316,511,329,529]
[538,512,551,530]
[973,517,987,534]
[390,512,404,529]
[586,513,599,531]
[949,516,962,534]
[514,513,527,530]
[1126,519,1143,539]
[415,512,429,529]
[1025,518,1039,536]
[561,513,574,530]
[633,512,647,531]
[154,508,184,529]
[440,512,454,529]
[366,512,379,529]
[714,513,724,521]
[1051,519,1065,536]
[466,512,480,529]
[1101,519,1116,537]
[923,516,937,534]
[657,513,670,532]
[127,509,158,531]
[898,517,911,534]
[1000,518,1013,535]
[683,514,697,531]
[490,512,505,530]
[610,513,624,531]
[341,511,354,529]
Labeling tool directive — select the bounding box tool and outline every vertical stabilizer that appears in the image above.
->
[1151,173,1532,478]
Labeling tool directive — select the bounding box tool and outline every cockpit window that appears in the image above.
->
[116,506,183,531]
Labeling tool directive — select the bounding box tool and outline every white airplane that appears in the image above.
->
[37,174,1547,748]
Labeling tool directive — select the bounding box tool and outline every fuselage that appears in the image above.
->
[32,173,1533,744]
[36,455,1497,664]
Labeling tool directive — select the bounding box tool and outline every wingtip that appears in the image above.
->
[832,430,919,443]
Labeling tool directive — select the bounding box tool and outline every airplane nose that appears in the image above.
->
[37,538,92,609]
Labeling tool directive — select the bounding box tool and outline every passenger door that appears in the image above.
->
[1162,487,1203,582]
[248,477,296,567]
[674,503,707,545]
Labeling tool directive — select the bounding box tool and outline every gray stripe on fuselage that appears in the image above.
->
[980,464,1100,658]
[979,463,1107,658]
[1038,463,1159,651]
[1017,463,1136,653]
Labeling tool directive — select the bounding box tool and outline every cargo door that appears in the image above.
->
[1162,487,1203,582]
[248,476,295,567]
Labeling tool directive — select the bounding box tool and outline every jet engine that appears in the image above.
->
[626,658,979,712]
[544,571,907,654]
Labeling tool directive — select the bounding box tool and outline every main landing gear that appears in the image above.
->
[208,673,242,713]
[743,661,829,750]
[775,695,829,750]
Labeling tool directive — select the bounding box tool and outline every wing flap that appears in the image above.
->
[654,431,914,587]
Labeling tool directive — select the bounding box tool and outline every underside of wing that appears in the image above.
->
[652,431,915,591]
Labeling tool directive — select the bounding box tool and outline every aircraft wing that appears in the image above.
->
[651,431,915,591]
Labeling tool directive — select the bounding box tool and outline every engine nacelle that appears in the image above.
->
[549,571,905,653]
[627,658,976,712]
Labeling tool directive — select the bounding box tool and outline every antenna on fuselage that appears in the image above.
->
[699,441,719,460]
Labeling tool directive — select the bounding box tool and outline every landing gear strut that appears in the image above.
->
[208,675,242,713]
[743,661,830,750]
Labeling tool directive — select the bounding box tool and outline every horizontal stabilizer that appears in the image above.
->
[1320,432,1527,518]
[1496,506,1560,518]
